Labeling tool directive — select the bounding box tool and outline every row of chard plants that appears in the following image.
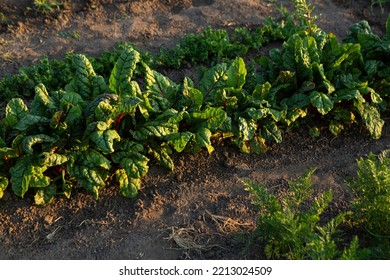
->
[0,5,389,204]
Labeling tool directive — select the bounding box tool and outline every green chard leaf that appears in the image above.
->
[355,102,384,139]
[148,145,174,171]
[226,57,247,89]
[34,184,57,205]
[238,117,258,141]
[262,122,282,143]
[199,63,228,100]
[143,63,179,102]
[109,47,141,96]
[0,176,9,199]
[66,54,104,100]
[112,141,149,179]
[115,169,140,198]
[31,83,57,115]
[180,77,203,111]
[195,127,214,153]
[91,129,121,154]
[22,134,59,155]
[188,106,227,131]
[131,120,178,141]
[39,152,68,167]
[15,115,51,131]
[67,150,111,199]
[309,91,334,115]
[166,132,194,153]
[10,156,50,198]
[3,98,29,129]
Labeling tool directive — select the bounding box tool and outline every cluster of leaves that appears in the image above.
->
[254,13,390,139]
[243,151,390,259]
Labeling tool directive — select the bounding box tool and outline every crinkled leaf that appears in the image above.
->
[3,98,29,129]
[245,107,268,120]
[92,75,107,97]
[144,63,179,101]
[188,106,227,131]
[22,134,59,155]
[283,34,313,82]
[181,77,203,111]
[31,83,57,115]
[66,54,98,100]
[309,91,334,115]
[131,120,179,141]
[39,152,68,167]
[195,127,214,153]
[119,95,142,114]
[166,132,193,153]
[109,47,141,96]
[67,150,111,199]
[10,156,49,197]
[281,93,310,108]
[238,117,257,141]
[120,155,149,179]
[112,142,149,179]
[355,102,384,139]
[34,184,57,205]
[82,149,111,170]
[226,57,247,89]
[312,62,335,94]
[334,89,363,103]
[262,122,282,143]
[115,169,140,198]
[60,91,84,108]
[0,176,9,199]
[199,63,228,100]
[148,145,174,171]
[329,120,344,136]
[249,135,267,155]
[15,115,51,131]
[91,129,121,154]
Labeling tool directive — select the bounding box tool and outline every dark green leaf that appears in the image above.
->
[3,98,29,129]
[167,132,193,153]
[34,184,57,205]
[109,47,141,95]
[355,102,384,139]
[15,115,51,131]
[195,127,214,153]
[238,117,257,141]
[91,129,121,154]
[39,152,68,167]
[262,122,282,143]
[309,91,334,115]
[226,57,247,89]
[22,134,59,154]
[115,169,140,198]
[188,106,227,131]
[10,156,49,197]
[0,176,9,199]
[148,145,174,171]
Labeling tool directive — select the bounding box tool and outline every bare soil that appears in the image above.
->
[0,0,389,260]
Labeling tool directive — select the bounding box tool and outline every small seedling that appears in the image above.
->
[33,0,63,15]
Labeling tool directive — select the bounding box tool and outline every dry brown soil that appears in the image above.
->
[0,0,389,260]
